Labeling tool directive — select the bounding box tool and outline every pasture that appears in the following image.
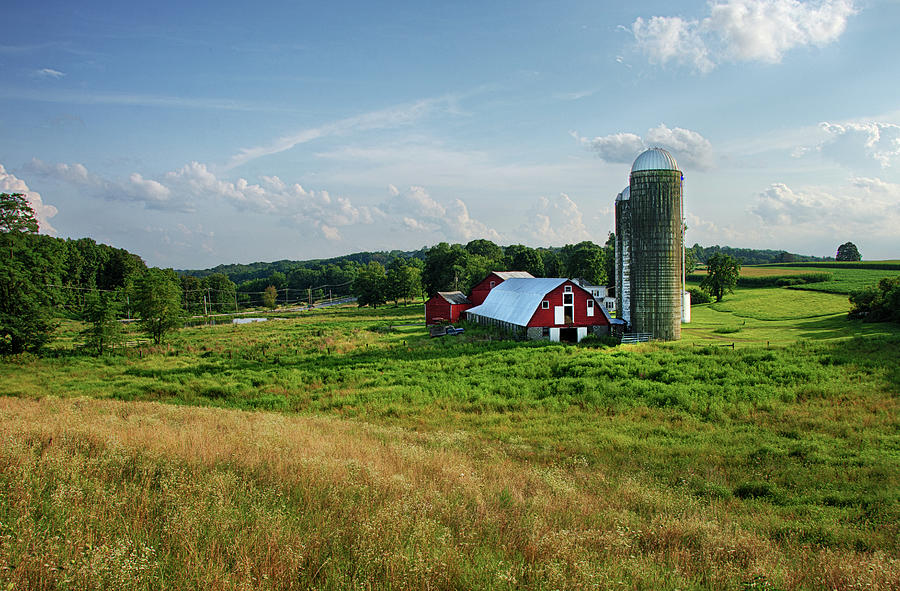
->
[1,282,899,590]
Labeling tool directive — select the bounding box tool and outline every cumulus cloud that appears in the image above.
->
[378,185,500,243]
[25,158,180,210]
[521,193,591,245]
[0,163,59,234]
[750,177,900,236]
[575,124,714,170]
[816,121,900,168]
[632,0,857,72]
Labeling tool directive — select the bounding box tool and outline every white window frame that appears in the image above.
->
[564,285,572,293]
[541,300,549,309]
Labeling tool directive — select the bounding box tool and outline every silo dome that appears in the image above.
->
[615,186,630,202]
[631,147,679,172]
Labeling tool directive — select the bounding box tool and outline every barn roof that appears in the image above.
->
[436,291,471,305]
[492,271,534,280]
[466,278,566,327]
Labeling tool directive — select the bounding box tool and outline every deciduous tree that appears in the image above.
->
[133,268,184,344]
[80,291,123,355]
[700,253,741,302]
[836,242,861,262]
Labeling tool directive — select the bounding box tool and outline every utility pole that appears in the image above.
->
[308,287,312,308]
[203,293,208,316]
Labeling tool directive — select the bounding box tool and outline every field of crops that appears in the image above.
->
[1,286,899,590]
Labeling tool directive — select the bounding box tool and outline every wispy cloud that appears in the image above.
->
[0,88,285,112]
[34,68,65,79]
[631,0,857,73]
[225,96,459,170]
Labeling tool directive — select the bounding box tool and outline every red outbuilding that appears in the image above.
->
[424,291,472,326]
[468,271,534,306]
[465,278,618,342]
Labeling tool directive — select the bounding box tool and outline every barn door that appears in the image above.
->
[554,306,564,324]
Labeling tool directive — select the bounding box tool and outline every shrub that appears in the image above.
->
[849,276,900,322]
[688,288,711,305]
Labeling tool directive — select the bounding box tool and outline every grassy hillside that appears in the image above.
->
[1,289,899,590]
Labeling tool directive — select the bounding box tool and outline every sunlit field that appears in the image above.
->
[1,283,899,590]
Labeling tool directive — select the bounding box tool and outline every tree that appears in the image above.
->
[0,193,39,234]
[602,233,616,288]
[560,241,606,285]
[133,268,184,344]
[203,273,236,313]
[836,242,861,262]
[385,258,421,304]
[464,239,503,261]
[505,244,544,277]
[0,193,55,354]
[849,276,900,322]
[422,243,468,294]
[80,291,123,355]
[353,261,387,308]
[262,285,278,309]
[700,253,741,302]
[685,246,699,273]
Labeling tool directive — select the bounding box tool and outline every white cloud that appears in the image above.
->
[0,163,58,234]
[26,158,183,210]
[632,15,714,73]
[750,177,900,236]
[34,68,65,78]
[816,121,900,168]
[378,185,499,243]
[521,193,591,245]
[575,124,714,170]
[632,0,857,72]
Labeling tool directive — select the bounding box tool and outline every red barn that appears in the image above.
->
[425,291,472,326]
[468,271,534,306]
[465,278,615,342]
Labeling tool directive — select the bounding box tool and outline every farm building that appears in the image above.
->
[465,278,619,342]
[424,291,472,326]
[468,271,534,306]
[615,147,688,340]
[572,279,617,314]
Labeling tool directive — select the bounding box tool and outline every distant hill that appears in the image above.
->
[178,249,427,284]
[690,244,833,266]
[180,242,834,286]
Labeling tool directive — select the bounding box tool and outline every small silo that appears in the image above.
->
[628,147,683,341]
[614,186,632,326]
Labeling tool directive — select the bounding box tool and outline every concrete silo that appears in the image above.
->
[614,186,631,326]
[625,147,684,341]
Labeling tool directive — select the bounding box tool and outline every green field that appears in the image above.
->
[1,283,899,590]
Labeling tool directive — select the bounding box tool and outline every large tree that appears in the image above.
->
[422,243,468,294]
[80,291,123,355]
[133,268,184,344]
[353,261,388,308]
[560,241,606,285]
[700,253,741,302]
[836,242,861,262]
[505,244,545,277]
[0,193,55,354]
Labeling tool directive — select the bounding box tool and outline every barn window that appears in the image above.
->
[542,300,549,309]
[587,299,594,310]
[564,285,572,292]
[489,281,495,288]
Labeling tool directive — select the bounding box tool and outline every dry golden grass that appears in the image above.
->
[2,396,897,590]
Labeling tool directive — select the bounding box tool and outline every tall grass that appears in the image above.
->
[2,396,898,590]
[2,299,899,589]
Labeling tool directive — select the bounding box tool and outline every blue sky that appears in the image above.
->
[2,0,898,267]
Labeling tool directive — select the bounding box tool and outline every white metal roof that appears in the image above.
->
[631,147,679,172]
[465,278,566,327]
[493,271,534,280]
[437,291,471,305]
